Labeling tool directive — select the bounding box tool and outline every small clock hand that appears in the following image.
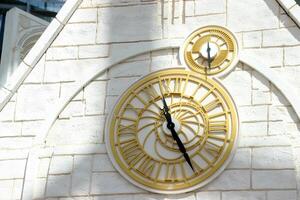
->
[207,42,211,69]
[161,97,195,172]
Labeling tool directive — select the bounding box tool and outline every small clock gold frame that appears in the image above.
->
[105,68,239,194]
[179,25,239,77]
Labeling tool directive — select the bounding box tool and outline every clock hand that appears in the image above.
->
[168,125,195,172]
[207,42,211,69]
[161,97,195,172]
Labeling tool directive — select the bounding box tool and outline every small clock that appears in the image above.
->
[105,68,239,194]
[180,25,239,77]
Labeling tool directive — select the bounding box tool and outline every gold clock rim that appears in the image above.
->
[105,68,239,194]
[180,25,239,77]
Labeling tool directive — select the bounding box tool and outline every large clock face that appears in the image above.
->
[106,68,239,194]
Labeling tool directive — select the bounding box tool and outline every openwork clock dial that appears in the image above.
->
[106,69,239,193]
[181,25,239,77]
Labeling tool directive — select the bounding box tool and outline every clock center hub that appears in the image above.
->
[162,118,181,136]
[200,42,218,59]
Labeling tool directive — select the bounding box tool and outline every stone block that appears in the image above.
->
[268,121,286,135]
[0,180,13,198]
[60,82,83,101]
[38,158,50,178]
[93,154,115,172]
[91,172,142,194]
[252,147,294,169]
[97,4,162,43]
[252,170,297,189]
[204,170,250,190]
[47,116,105,145]
[15,84,60,120]
[0,149,28,160]
[222,191,265,200]
[243,31,262,48]
[166,194,196,200]
[285,46,300,66]
[49,156,73,174]
[59,101,84,118]
[269,105,297,123]
[84,81,106,115]
[185,1,194,17]
[252,90,271,105]
[222,70,252,106]
[53,144,107,155]
[228,148,251,169]
[195,0,225,15]
[108,60,150,78]
[44,58,103,83]
[168,14,226,38]
[267,190,297,200]
[240,122,268,137]
[0,122,22,137]
[0,160,26,179]
[263,27,300,47]
[46,47,78,60]
[33,178,46,199]
[21,120,43,136]
[94,195,135,200]
[71,155,92,195]
[239,105,268,122]
[0,137,33,149]
[196,191,220,200]
[69,8,97,23]
[79,45,109,59]
[0,102,15,121]
[46,175,71,197]
[13,179,23,200]
[239,135,291,147]
[228,0,278,32]
[52,23,97,46]
[243,48,283,67]
[126,53,150,63]
[107,77,140,96]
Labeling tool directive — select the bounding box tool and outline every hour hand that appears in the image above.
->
[207,42,211,69]
[161,96,172,123]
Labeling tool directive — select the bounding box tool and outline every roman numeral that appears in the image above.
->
[209,120,227,133]
[118,123,136,135]
[203,99,221,112]
[143,85,159,100]
[137,156,155,177]
[158,76,172,95]
[125,104,144,115]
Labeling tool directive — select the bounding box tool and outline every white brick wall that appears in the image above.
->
[0,0,300,199]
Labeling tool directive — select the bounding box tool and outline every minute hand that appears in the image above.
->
[162,109,195,172]
[168,125,195,172]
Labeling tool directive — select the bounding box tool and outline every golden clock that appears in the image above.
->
[180,25,239,77]
[106,68,239,193]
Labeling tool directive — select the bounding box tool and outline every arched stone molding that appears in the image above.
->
[276,0,300,27]
[22,41,300,198]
